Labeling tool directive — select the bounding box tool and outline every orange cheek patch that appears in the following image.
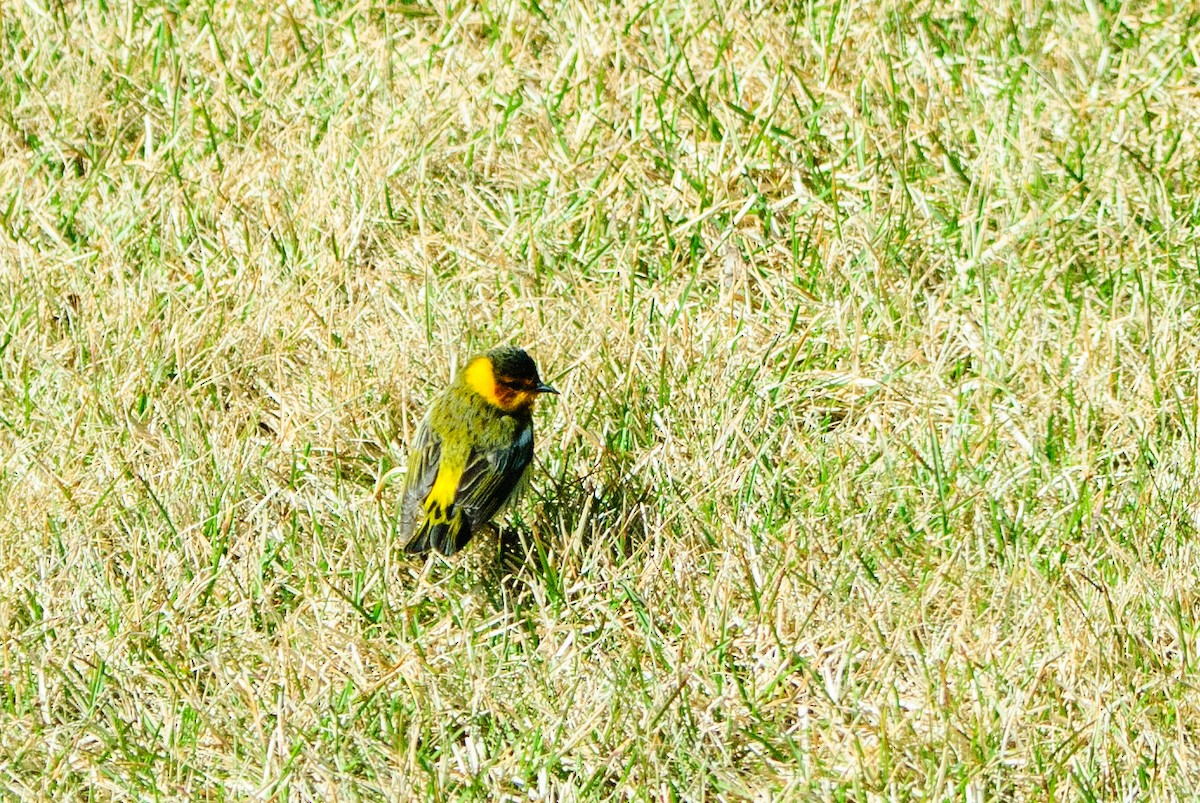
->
[494,386,535,411]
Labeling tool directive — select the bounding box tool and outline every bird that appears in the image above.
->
[399,345,558,556]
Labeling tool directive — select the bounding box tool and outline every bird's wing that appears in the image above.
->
[455,422,535,529]
[398,416,442,548]
[401,419,534,557]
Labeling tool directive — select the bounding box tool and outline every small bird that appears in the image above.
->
[399,345,558,556]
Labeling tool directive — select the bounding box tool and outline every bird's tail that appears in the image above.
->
[403,506,474,556]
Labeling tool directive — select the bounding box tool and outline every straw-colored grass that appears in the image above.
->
[2,0,1199,799]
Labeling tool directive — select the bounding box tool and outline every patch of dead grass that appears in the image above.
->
[2,0,1200,799]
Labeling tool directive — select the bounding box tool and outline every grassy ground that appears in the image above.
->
[2,0,1199,799]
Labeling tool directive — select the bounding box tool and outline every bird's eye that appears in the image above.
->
[499,377,533,392]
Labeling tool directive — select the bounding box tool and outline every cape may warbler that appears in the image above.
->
[399,346,558,556]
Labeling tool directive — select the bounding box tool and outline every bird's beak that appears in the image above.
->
[536,382,559,395]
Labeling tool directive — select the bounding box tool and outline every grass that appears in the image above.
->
[2,0,1199,798]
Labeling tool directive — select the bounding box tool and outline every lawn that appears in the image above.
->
[2,0,1199,799]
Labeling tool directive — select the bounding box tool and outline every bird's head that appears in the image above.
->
[463,346,558,413]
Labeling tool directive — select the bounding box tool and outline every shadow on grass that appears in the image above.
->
[495,452,655,607]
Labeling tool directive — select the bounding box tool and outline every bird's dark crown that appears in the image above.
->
[487,346,541,385]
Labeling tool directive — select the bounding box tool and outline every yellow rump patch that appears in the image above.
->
[426,463,460,513]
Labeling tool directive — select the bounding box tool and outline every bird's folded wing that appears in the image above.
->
[399,420,442,544]
[455,423,534,525]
